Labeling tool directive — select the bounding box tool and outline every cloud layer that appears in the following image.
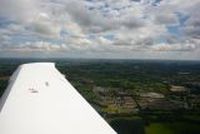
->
[0,0,200,60]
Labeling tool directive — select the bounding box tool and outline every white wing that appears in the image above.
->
[0,63,116,134]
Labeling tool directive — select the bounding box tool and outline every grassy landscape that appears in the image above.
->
[0,58,200,134]
[145,122,200,134]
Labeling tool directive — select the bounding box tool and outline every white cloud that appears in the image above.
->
[0,0,199,59]
[0,41,68,52]
[30,13,61,38]
[151,42,196,51]
[0,0,39,22]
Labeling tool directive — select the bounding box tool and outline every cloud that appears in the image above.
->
[151,43,196,51]
[0,0,199,60]
[180,7,200,39]
[30,13,61,38]
[0,41,67,52]
[154,13,179,25]
[0,0,38,22]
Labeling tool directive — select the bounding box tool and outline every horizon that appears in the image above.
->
[0,57,200,62]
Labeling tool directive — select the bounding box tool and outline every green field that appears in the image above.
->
[110,118,200,134]
[145,122,200,134]
[0,59,200,134]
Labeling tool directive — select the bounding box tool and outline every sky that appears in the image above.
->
[0,0,199,60]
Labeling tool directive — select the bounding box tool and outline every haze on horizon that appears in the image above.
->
[0,0,199,60]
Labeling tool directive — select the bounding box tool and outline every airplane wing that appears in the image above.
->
[0,63,117,134]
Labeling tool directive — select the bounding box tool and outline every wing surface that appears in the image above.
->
[0,63,116,134]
